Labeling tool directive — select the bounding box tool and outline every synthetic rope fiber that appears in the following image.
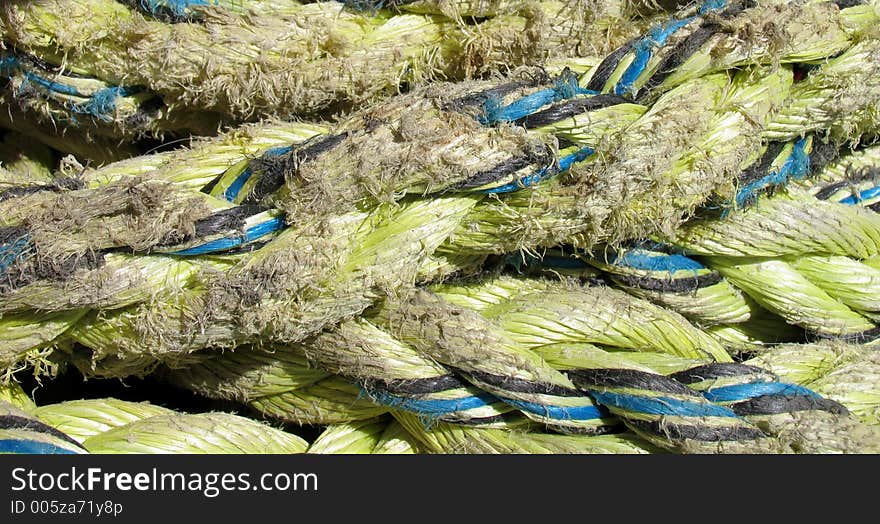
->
[1,0,880,453]
[0,383,309,454]
[3,336,878,454]
[0,0,668,150]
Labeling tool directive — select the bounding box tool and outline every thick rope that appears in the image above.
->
[0,0,659,145]
[1,0,876,373]
[1,0,879,454]
[664,142,880,341]
[0,1,868,376]
[0,383,310,454]
[487,137,880,352]
[16,338,876,454]
[746,341,880,425]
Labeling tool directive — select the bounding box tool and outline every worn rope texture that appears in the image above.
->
[0,51,226,143]
[2,0,878,370]
[0,385,309,454]
[0,0,879,453]
[532,143,880,351]
[0,0,664,146]
[0,1,872,376]
[0,130,55,185]
[0,92,143,164]
[5,336,875,455]
[650,144,880,342]
[162,275,879,453]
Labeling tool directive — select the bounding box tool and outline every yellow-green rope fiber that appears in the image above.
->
[2,0,880,454]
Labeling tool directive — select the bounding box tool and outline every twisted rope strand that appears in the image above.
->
[0,0,657,131]
[0,390,310,454]
[2,0,879,454]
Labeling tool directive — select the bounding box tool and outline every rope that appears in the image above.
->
[493,137,880,348]
[0,0,868,362]
[746,341,880,425]
[1,0,879,453]
[158,275,878,453]
[0,0,659,144]
[4,300,878,454]
[11,339,874,454]
[664,142,880,340]
[0,383,310,454]
[1,1,874,368]
[0,50,224,142]
[669,362,877,453]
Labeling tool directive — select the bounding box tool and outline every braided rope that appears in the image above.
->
[13,341,874,454]
[669,362,879,453]
[482,137,879,351]
[0,92,142,163]
[514,244,806,350]
[5,299,875,454]
[0,1,868,376]
[746,341,880,425]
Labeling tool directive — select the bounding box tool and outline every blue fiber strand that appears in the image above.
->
[224,168,253,202]
[589,391,738,417]
[142,0,214,17]
[10,62,141,120]
[0,235,30,274]
[479,72,596,125]
[481,147,594,194]
[0,439,79,454]
[614,17,695,96]
[480,88,559,124]
[263,145,294,157]
[558,146,595,171]
[87,87,124,115]
[553,72,595,100]
[502,398,606,421]
[171,215,286,255]
[735,138,810,208]
[840,185,880,205]
[702,382,821,403]
[481,172,544,194]
[21,71,84,97]
[224,145,293,202]
[614,249,705,272]
[367,389,497,415]
[77,86,140,119]
[699,0,728,14]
